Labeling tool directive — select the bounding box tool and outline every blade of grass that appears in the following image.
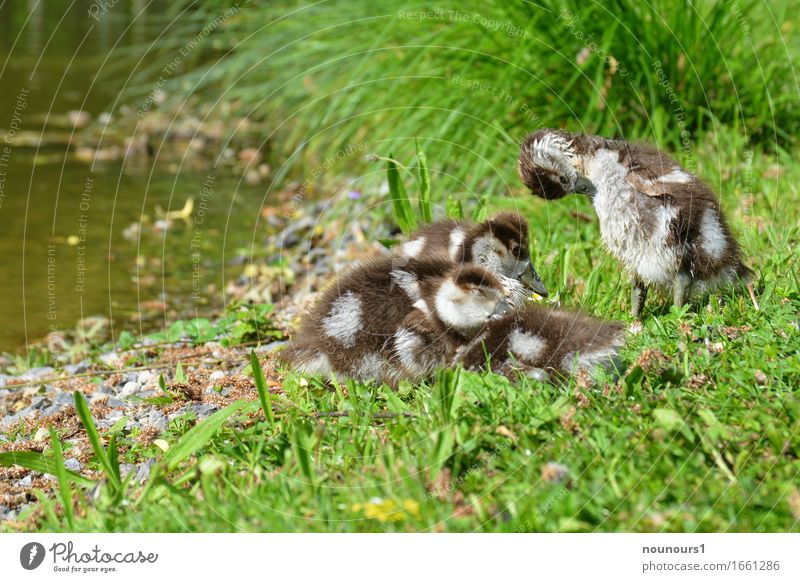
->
[415,141,432,223]
[163,399,247,471]
[387,153,416,234]
[0,451,92,486]
[250,351,275,429]
[48,428,74,530]
[73,391,123,494]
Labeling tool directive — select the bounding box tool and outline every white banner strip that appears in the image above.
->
[2,533,798,581]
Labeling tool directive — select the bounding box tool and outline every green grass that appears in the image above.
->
[3,138,798,532]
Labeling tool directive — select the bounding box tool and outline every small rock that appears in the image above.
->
[16,475,32,488]
[209,370,225,382]
[65,361,90,375]
[142,410,167,432]
[64,458,81,472]
[255,341,287,354]
[754,370,768,385]
[138,371,155,385]
[119,463,136,479]
[191,403,219,421]
[19,366,55,381]
[121,381,141,397]
[135,459,155,484]
[99,352,121,367]
[32,427,49,442]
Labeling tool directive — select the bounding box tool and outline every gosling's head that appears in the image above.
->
[433,266,507,334]
[518,129,594,200]
[469,212,548,297]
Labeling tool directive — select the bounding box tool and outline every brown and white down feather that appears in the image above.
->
[457,306,626,381]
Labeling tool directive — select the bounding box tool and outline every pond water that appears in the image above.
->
[0,1,267,354]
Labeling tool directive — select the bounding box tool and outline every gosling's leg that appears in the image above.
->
[673,271,693,309]
[630,280,648,318]
[746,281,761,311]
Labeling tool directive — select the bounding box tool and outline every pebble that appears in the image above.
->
[64,458,82,472]
[65,361,90,375]
[135,459,155,484]
[121,381,141,397]
[16,475,32,488]
[137,371,156,385]
[209,370,225,382]
[19,366,55,381]
[142,410,167,432]
[255,341,286,354]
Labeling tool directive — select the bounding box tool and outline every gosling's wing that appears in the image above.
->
[620,141,691,198]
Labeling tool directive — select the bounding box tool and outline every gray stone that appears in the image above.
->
[142,410,167,432]
[137,371,156,385]
[256,341,287,354]
[64,458,82,472]
[120,381,141,397]
[65,361,90,375]
[16,475,32,487]
[135,459,155,483]
[19,366,54,381]
[191,403,219,420]
[209,370,225,382]
[119,463,136,479]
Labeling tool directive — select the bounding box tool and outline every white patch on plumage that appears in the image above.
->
[433,279,497,333]
[449,228,465,261]
[294,353,332,376]
[563,346,621,375]
[322,291,363,348]
[412,299,431,317]
[585,148,680,288]
[508,329,547,363]
[356,352,385,382]
[400,237,425,259]
[700,208,727,261]
[393,328,426,377]
[390,269,421,302]
[658,167,692,184]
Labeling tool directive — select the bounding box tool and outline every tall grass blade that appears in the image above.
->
[48,428,74,530]
[415,142,433,223]
[73,391,123,494]
[386,153,417,234]
[250,351,275,428]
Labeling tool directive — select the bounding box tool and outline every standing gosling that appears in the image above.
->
[518,129,755,317]
[457,306,626,382]
[279,256,507,385]
[395,211,548,304]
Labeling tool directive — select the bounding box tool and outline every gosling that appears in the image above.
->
[518,129,755,317]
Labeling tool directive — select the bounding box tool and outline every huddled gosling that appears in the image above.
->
[280,256,508,385]
[518,129,755,317]
[457,306,626,382]
[395,211,548,304]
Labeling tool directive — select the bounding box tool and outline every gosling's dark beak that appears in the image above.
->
[573,175,595,196]
[521,263,548,298]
